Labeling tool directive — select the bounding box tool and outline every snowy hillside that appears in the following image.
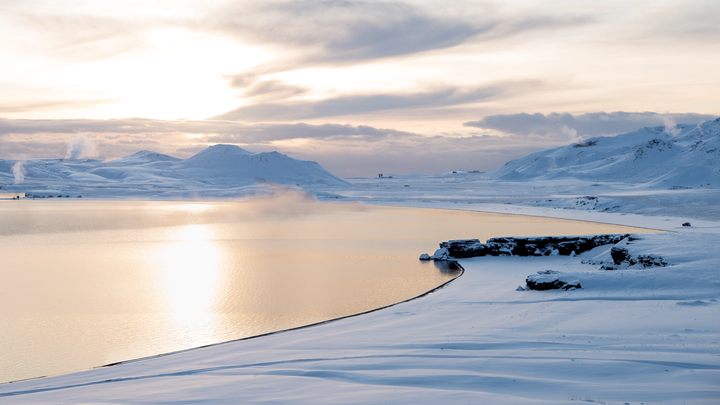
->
[0,144,348,198]
[175,145,346,187]
[338,117,720,219]
[487,117,720,189]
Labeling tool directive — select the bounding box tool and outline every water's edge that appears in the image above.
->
[3,262,465,385]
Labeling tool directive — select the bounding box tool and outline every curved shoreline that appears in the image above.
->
[1,202,660,386]
[3,262,466,386]
[100,261,465,368]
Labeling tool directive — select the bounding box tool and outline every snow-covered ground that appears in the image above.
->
[0,119,718,403]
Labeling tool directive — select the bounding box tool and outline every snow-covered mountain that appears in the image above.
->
[0,144,348,198]
[174,145,345,186]
[487,117,720,189]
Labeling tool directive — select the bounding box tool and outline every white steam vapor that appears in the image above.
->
[65,136,99,160]
[663,116,681,137]
[561,125,583,144]
[12,161,26,184]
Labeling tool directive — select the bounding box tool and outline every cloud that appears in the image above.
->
[241,79,310,101]
[213,81,540,121]
[637,3,720,43]
[464,112,718,138]
[0,117,408,141]
[4,8,146,61]
[211,1,490,64]
[281,133,550,177]
[0,98,116,114]
[208,0,593,80]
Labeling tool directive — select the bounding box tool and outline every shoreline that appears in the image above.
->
[2,262,466,389]
[94,262,466,374]
[0,200,672,385]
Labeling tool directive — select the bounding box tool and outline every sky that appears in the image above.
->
[1,0,718,176]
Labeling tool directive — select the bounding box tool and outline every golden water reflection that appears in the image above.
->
[156,224,223,330]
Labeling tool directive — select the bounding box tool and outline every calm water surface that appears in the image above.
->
[0,198,647,383]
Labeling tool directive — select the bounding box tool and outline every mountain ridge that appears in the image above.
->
[486,117,720,188]
[0,144,348,198]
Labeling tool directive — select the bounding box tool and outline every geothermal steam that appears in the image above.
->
[65,136,99,160]
[12,161,26,184]
[561,125,583,144]
[664,116,681,137]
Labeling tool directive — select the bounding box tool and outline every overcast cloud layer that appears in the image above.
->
[465,112,718,138]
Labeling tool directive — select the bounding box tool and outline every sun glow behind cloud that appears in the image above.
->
[1,11,277,120]
[0,0,718,175]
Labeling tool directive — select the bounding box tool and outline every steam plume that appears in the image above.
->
[561,125,583,144]
[12,161,26,184]
[663,116,681,137]
[65,136,99,160]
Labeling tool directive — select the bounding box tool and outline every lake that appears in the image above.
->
[0,196,647,383]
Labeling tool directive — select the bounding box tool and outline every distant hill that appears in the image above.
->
[487,117,720,189]
[174,145,347,187]
[0,144,348,198]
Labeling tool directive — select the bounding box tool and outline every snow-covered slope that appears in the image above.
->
[0,145,348,198]
[487,117,720,189]
[175,145,347,187]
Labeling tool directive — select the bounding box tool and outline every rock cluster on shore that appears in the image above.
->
[427,234,632,259]
[421,233,671,291]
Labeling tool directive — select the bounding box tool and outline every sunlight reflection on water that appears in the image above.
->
[156,225,223,330]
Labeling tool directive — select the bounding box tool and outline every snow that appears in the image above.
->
[0,119,719,403]
[0,144,348,199]
[487,117,720,188]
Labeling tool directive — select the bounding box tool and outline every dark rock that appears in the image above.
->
[573,140,597,147]
[437,239,488,258]
[637,254,667,268]
[682,222,691,227]
[611,246,636,266]
[526,272,581,290]
[608,244,667,269]
[439,234,632,259]
[429,248,450,261]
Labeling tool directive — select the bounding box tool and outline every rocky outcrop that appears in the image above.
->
[525,270,581,291]
[429,248,451,261]
[604,245,667,269]
[437,234,632,259]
